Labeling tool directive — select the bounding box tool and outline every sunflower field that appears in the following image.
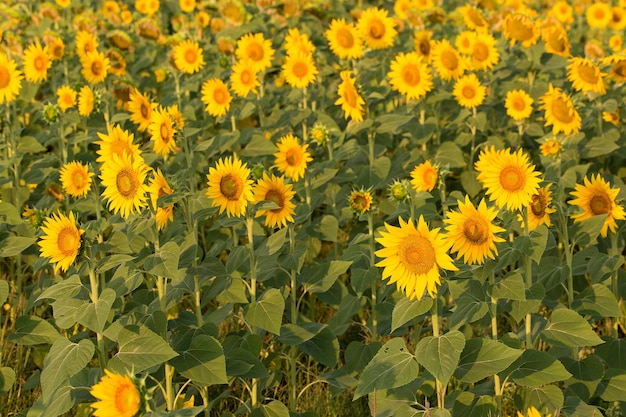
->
[1,0,626,416]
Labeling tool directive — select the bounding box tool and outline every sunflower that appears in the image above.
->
[128,89,154,131]
[566,57,606,94]
[469,32,499,71]
[444,196,506,265]
[106,49,127,77]
[602,108,620,125]
[90,370,142,417]
[505,89,534,121]
[274,134,312,182]
[458,4,488,31]
[75,31,99,62]
[541,23,571,57]
[201,78,232,117]
[47,36,65,61]
[550,1,573,25]
[375,216,458,300]
[325,18,364,60]
[149,107,177,156]
[284,28,315,57]
[253,173,296,228]
[23,41,51,83]
[78,85,95,117]
[609,34,623,52]
[539,84,581,136]
[149,169,174,230]
[604,54,626,82]
[503,12,539,48]
[81,50,109,84]
[539,139,563,156]
[180,0,196,13]
[517,185,556,231]
[586,2,612,29]
[388,51,433,101]
[38,211,83,273]
[475,147,542,212]
[569,174,626,237]
[60,161,94,198]
[96,124,141,163]
[584,41,605,60]
[282,51,318,89]
[610,7,626,30]
[56,85,76,112]
[196,11,210,28]
[431,39,466,81]
[348,189,373,215]
[167,104,185,130]
[517,406,552,417]
[230,60,259,97]
[100,152,150,219]
[235,33,274,73]
[206,155,254,217]
[335,70,365,122]
[357,7,397,50]
[455,31,474,55]
[173,40,205,74]
[0,53,23,104]
[410,160,438,192]
[414,30,434,61]
[453,73,486,109]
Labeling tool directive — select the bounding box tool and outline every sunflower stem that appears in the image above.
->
[610,231,620,338]
[88,263,107,370]
[431,298,445,409]
[301,87,308,141]
[489,272,503,413]
[368,211,378,339]
[523,206,533,349]
[289,223,298,410]
[246,215,259,408]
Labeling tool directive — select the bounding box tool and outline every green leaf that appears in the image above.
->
[528,226,549,264]
[36,275,83,302]
[0,202,23,225]
[580,135,619,159]
[449,281,488,330]
[453,392,497,417]
[540,308,605,348]
[354,338,420,399]
[244,288,285,335]
[415,330,465,386]
[598,369,626,402]
[0,279,8,305]
[0,367,16,395]
[300,327,339,368]
[319,215,338,242]
[144,241,183,282]
[391,297,433,333]
[18,136,46,153]
[503,349,571,387]
[0,236,36,257]
[278,322,326,345]
[249,400,290,417]
[489,272,526,301]
[372,156,391,183]
[170,335,227,386]
[435,142,466,168]
[27,380,74,417]
[264,226,287,256]
[40,338,94,401]
[510,283,545,323]
[302,260,351,294]
[51,298,85,329]
[561,355,604,401]
[513,385,564,415]
[310,168,339,189]
[455,338,523,383]
[375,114,414,134]
[97,254,136,273]
[225,347,268,378]
[596,337,626,370]
[344,341,381,373]
[9,316,60,345]
[561,396,602,417]
[75,288,116,334]
[239,134,277,157]
[572,284,622,318]
[570,214,607,247]
[109,325,178,373]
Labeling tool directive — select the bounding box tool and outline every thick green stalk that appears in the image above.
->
[489,272,502,413]
[431,298,445,409]
[610,232,620,338]
[368,211,378,339]
[88,264,107,371]
[523,207,533,349]
[289,224,298,410]
[246,216,258,408]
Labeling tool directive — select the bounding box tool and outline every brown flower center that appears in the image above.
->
[220,174,243,200]
[265,189,285,212]
[213,88,228,104]
[337,27,355,49]
[160,122,171,143]
[114,382,139,414]
[512,96,526,111]
[285,148,301,166]
[462,85,476,99]
[402,64,420,86]
[590,194,611,215]
[577,62,599,84]
[499,165,525,192]
[292,61,308,78]
[473,42,489,61]
[441,49,458,71]
[91,60,103,76]
[0,66,10,89]
[418,40,431,56]
[116,168,139,198]
[368,19,386,40]
[247,42,264,62]
[34,56,46,71]
[57,227,79,256]
[463,216,489,244]
[399,235,436,275]
[343,83,358,107]
[551,95,575,123]
[184,48,197,64]
[530,193,547,217]
[507,17,534,42]
[240,69,252,85]
[73,171,86,187]
[140,102,150,119]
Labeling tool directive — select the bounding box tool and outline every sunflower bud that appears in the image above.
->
[23,206,46,228]
[388,179,410,202]
[43,103,60,124]
[218,55,230,68]
[349,189,373,215]
[251,164,265,180]
[309,123,329,145]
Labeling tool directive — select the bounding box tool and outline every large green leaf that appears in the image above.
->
[278,322,326,345]
[598,369,626,402]
[40,338,94,401]
[0,280,8,305]
[301,260,352,294]
[354,338,420,399]
[75,288,116,334]
[449,282,488,330]
[415,331,465,386]
[9,316,60,345]
[0,201,23,225]
[391,297,433,333]
[540,308,604,348]
[244,288,285,335]
[225,347,268,378]
[561,397,602,417]
[453,392,497,417]
[502,349,571,387]
[509,283,545,323]
[489,272,526,301]
[0,236,36,257]
[572,284,622,318]
[0,367,15,395]
[109,325,178,373]
[300,327,339,368]
[249,400,290,417]
[26,380,74,417]
[514,385,563,415]
[561,355,604,401]
[36,275,83,302]
[170,335,227,386]
[435,141,466,168]
[144,241,184,283]
[455,338,523,383]
[595,337,626,370]
[570,214,607,247]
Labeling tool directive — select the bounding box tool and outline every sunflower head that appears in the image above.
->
[253,173,296,228]
[410,160,438,193]
[388,51,433,101]
[91,370,149,417]
[0,53,23,105]
[274,133,312,182]
[282,51,318,89]
[453,72,486,109]
[206,155,254,217]
[201,78,232,118]
[539,84,581,136]
[357,7,398,50]
[388,179,410,202]
[173,40,205,74]
[38,211,83,273]
[539,139,563,157]
[100,153,150,219]
[569,174,626,237]
[335,70,365,122]
[504,89,534,121]
[23,41,51,83]
[349,189,373,215]
[325,18,364,60]
[60,161,94,198]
